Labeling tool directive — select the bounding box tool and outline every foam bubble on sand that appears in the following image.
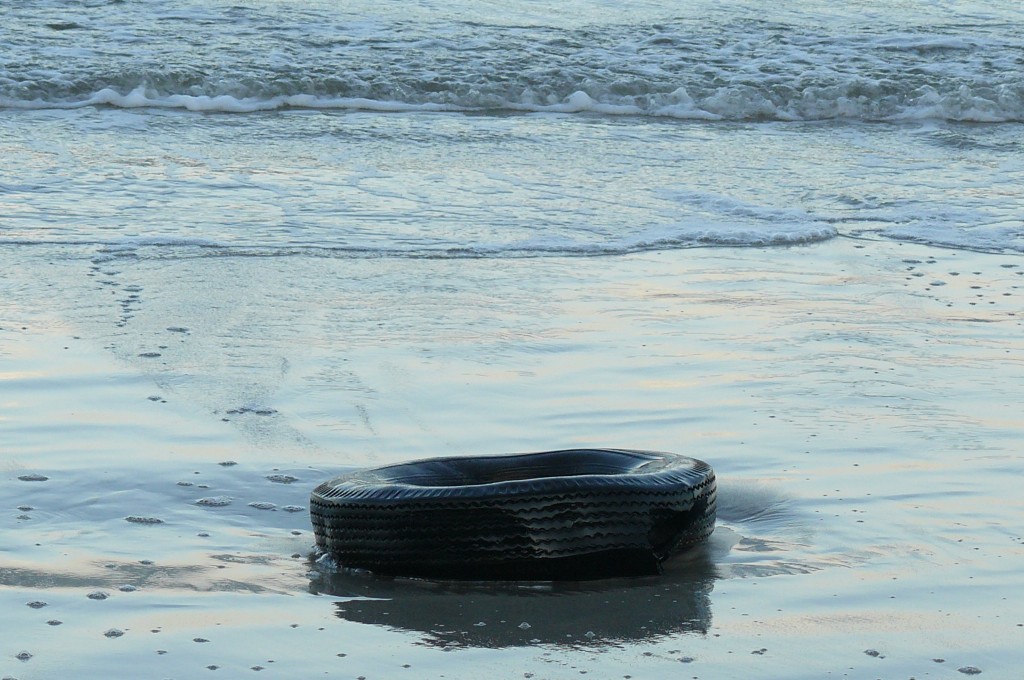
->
[195,496,233,507]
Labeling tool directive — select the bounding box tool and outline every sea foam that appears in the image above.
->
[3,81,1021,122]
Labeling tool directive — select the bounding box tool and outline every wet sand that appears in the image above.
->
[3,237,1022,679]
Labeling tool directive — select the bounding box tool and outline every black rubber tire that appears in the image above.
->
[310,448,716,581]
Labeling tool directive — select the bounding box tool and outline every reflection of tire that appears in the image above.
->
[310,448,716,580]
[313,554,716,648]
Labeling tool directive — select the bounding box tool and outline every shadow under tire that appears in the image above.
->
[310,448,716,581]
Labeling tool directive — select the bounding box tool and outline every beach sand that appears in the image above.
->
[3,237,1022,679]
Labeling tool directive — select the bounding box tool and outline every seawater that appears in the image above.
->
[2,0,1023,254]
[3,1,1024,679]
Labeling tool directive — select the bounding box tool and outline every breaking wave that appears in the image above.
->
[3,13,1022,122]
[3,79,1020,123]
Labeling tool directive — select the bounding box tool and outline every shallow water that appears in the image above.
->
[4,239,1023,678]
[3,0,1024,677]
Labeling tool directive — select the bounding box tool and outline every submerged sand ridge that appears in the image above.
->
[3,238,1022,678]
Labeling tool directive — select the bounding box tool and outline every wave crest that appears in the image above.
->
[3,79,1021,122]
[3,14,1021,123]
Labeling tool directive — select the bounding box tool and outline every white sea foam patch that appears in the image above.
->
[842,201,1024,255]
[642,189,839,247]
[2,81,1021,122]
[0,86,651,116]
[0,86,461,114]
[882,221,1024,254]
[0,87,639,116]
[654,224,838,248]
